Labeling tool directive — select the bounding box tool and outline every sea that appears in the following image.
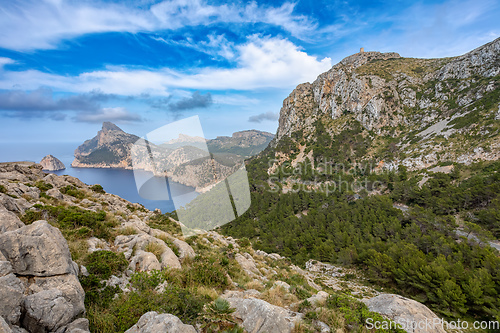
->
[0,142,198,213]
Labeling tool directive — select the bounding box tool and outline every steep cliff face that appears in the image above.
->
[72,122,140,169]
[40,155,65,171]
[272,37,500,170]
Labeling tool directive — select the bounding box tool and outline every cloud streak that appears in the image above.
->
[248,111,279,123]
[0,0,318,51]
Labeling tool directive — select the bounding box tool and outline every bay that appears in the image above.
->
[0,142,197,213]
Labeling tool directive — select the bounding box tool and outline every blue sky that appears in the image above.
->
[0,0,498,143]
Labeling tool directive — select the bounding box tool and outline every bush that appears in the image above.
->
[90,184,105,193]
[84,250,128,280]
[60,185,85,199]
[35,181,53,192]
[0,185,6,193]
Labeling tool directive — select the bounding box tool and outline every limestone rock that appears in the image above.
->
[235,253,262,278]
[0,273,25,325]
[0,316,12,333]
[224,296,303,333]
[129,250,161,272]
[40,155,66,171]
[307,291,330,307]
[364,294,446,333]
[22,289,74,333]
[46,188,63,200]
[0,207,24,233]
[0,220,74,276]
[171,238,195,260]
[124,311,196,333]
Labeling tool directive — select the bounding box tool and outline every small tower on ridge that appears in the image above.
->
[360,47,365,53]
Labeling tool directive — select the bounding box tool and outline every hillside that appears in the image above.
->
[0,162,442,333]
[222,37,500,325]
[271,37,499,171]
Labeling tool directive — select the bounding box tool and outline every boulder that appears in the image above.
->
[129,250,161,272]
[22,289,74,333]
[171,238,195,260]
[46,188,63,200]
[224,296,303,333]
[0,220,74,276]
[124,311,196,333]
[116,234,181,269]
[307,291,329,307]
[235,253,262,278]
[0,273,25,325]
[364,294,447,333]
[23,274,85,320]
[0,205,22,229]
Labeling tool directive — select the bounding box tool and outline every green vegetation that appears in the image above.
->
[222,160,500,321]
[0,184,6,193]
[60,185,86,199]
[90,184,105,193]
[21,205,116,240]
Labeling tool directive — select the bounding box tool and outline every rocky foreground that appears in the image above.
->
[0,162,447,332]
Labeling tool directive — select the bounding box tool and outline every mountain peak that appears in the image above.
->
[102,122,123,132]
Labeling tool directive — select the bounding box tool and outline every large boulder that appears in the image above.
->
[129,250,162,272]
[124,311,196,333]
[364,294,447,333]
[40,155,66,171]
[0,316,13,333]
[116,234,181,269]
[0,220,74,276]
[22,289,74,333]
[223,296,303,333]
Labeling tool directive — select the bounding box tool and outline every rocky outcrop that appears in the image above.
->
[0,217,87,332]
[39,155,65,171]
[223,294,303,333]
[364,294,447,333]
[272,37,500,170]
[124,311,196,333]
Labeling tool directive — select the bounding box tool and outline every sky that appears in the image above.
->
[0,0,498,143]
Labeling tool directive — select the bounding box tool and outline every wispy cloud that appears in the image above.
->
[0,0,318,51]
[74,107,142,123]
[248,111,279,123]
[0,35,332,94]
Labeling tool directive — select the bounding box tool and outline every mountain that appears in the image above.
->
[207,130,274,157]
[72,122,140,168]
[72,124,270,191]
[270,37,500,171]
[40,154,65,171]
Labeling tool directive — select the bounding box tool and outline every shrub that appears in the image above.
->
[90,184,105,193]
[184,256,230,290]
[0,184,6,193]
[35,181,53,192]
[60,185,85,199]
[84,250,128,280]
[201,297,239,332]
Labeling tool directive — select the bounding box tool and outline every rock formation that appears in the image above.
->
[40,155,65,171]
[271,37,500,170]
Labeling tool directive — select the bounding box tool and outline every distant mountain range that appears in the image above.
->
[72,122,273,191]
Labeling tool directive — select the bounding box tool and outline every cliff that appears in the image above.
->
[272,37,500,170]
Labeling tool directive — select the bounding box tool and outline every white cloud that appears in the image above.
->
[74,107,142,123]
[0,57,15,69]
[0,36,332,94]
[0,0,318,51]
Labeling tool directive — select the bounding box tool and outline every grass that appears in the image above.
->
[144,242,164,262]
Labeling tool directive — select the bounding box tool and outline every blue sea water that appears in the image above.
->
[0,142,197,213]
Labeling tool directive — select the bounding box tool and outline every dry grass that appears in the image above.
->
[316,307,345,332]
[196,286,219,300]
[68,239,89,263]
[245,279,264,291]
[144,242,164,262]
[118,226,137,236]
[260,286,298,308]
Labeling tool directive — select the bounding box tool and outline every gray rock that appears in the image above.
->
[63,318,90,333]
[307,291,329,307]
[40,155,66,171]
[0,205,25,233]
[224,296,303,333]
[129,250,161,272]
[46,188,63,200]
[0,220,74,276]
[235,253,262,278]
[171,239,195,260]
[124,311,196,333]
[0,273,25,325]
[364,294,446,333]
[0,260,13,277]
[0,316,13,333]
[24,274,85,320]
[22,289,74,333]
